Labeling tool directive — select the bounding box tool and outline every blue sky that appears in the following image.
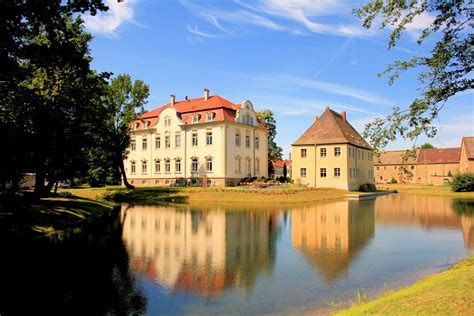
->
[84,0,473,158]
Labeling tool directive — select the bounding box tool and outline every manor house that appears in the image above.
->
[124,89,268,186]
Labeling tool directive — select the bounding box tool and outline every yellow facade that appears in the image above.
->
[125,99,268,186]
[292,143,374,190]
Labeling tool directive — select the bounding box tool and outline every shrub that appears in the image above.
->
[452,173,474,192]
[390,177,397,184]
[358,183,377,192]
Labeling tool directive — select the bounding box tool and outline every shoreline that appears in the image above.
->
[334,256,474,315]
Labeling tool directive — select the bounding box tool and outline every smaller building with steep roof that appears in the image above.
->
[291,107,374,190]
[460,136,474,174]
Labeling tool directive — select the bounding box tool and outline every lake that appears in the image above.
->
[1,193,473,315]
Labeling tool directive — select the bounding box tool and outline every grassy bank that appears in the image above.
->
[0,193,115,237]
[335,256,474,316]
[63,185,348,205]
[377,184,474,198]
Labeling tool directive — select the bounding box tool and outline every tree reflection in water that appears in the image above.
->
[0,214,146,315]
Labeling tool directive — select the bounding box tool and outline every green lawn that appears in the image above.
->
[335,256,474,316]
[377,184,474,198]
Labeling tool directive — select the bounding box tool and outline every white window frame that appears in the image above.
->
[192,132,198,147]
[320,148,327,157]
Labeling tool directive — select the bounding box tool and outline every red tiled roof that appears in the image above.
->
[416,147,460,164]
[132,94,265,130]
[272,160,292,168]
[292,108,371,149]
[461,137,474,159]
[375,150,419,165]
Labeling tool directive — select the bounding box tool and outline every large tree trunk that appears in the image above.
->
[119,160,134,189]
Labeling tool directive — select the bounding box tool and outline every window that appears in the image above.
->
[235,157,241,173]
[334,147,341,157]
[334,168,341,177]
[155,136,160,149]
[175,134,181,148]
[155,160,160,173]
[368,170,372,178]
[175,159,181,173]
[350,168,352,178]
[361,151,365,160]
[130,140,136,151]
[191,158,198,173]
[206,158,213,172]
[165,135,171,148]
[358,150,361,159]
[131,161,136,174]
[301,148,307,158]
[142,138,147,150]
[164,116,171,126]
[320,168,327,177]
[192,132,198,146]
[320,148,327,157]
[207,112,213,121]
[255,159,260,174]
[206,131,213,146]
[165,159,171,173]
[300,168,307,178]
[376,166,380,170]
[245,135,250,148]
[192,114,199,123]
[246,158,251,175]
[235,132,241,146]
[255,136,259,149]
[142,160,147,173]
[411,165,415,170]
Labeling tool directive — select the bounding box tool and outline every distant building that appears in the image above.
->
[460,136,474,173]
[271,159,291,179]
[291,107,374,190]
[374,136,474,185]
[124,89,268,187]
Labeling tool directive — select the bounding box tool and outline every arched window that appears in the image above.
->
[164,159,171,173]
[191,157,199,173]
[154,159,160,173]
[175,158,181,173]
[206,157,213,172]
[130,161,136,174]
[206,112,214,122]
[235,156,241,174]
[141,160,147,174]
[192,114,199,123]
[255,158,260,174]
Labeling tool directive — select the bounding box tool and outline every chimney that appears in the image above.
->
[314,115,318,122]
[170,94,176,106]
[341,111,347,121]
[204,88,209,101]
[185,96,188,101]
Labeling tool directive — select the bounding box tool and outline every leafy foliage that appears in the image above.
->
[451,173,474,192]
[355,1,473,151]
[419,143,435,149]
[257,109,283,177]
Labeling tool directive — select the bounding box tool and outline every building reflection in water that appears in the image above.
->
[121,205,280,298]
[374,195,474,249]
[291,200,375,283]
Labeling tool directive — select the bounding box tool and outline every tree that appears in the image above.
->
[101,74,150,189]
[354,1,473,152]
[419,143,435,149]
[257,110,283,177]
[1,0,108,193]
[283,163,288,179]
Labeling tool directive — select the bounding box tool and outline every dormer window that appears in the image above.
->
[192,114,199,123]
[206,112,213,122]
[132,122,139,131]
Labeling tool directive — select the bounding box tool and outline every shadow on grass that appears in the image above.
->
[104,187,189,205]
[0,193,115,238]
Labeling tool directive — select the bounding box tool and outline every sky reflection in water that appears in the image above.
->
[121,194,474,315]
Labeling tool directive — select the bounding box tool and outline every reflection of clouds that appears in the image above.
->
[122,205,281,298]
[291,200,375,282]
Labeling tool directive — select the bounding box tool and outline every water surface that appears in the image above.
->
[1,194,473,315]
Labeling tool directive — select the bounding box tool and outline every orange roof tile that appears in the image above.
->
[416,147,460,164]
[375,150,419,165]
[292,108,371,149]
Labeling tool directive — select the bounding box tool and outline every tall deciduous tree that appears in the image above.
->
[101,74,150,189]
[257,109,283,177]
[354,1,473,152]
[1,0,108,193]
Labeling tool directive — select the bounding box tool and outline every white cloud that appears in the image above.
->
[250,74,391,105]
[83,0,138,36]
[186,24,221,38]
